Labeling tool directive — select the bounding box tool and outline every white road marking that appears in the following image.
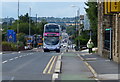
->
[0,52,2,54]
[86,58,97,60]
[18,51,21,53]
[12,52,17,54]
[2,60,8,63]
[52,73,58,82]
[9,58,14,61]
[105,60,110,61]
[2,53,32,64]
[19,55,22,57]
[15,57,18,59]
[11,76,15,80]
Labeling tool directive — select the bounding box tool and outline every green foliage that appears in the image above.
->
[2,32,6,41]
[17,33,26,45]
[66,25,76,43]
[66,25,76,36]
[75,30,89,45]
[8,13,47,36]
[19,13,29,23]
[2,41,17,51]
[2,13,47,50]
[84,0,98,46]
[36,19,48,36]
[66,24,89,46]
[2,41,25,51]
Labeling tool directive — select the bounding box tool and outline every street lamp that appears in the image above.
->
[71,5,80,51]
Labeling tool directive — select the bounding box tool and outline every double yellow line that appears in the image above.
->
[43,56,57,74]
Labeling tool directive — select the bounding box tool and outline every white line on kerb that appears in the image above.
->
[2,60,8,63]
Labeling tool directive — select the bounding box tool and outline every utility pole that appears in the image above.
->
[109,15,112,60]
[90,29,92,40]
[29,7,31,36]
[17,0,19,52]
[71,5,80,51]
[77,8,80,50]
[36,14,37,25]
[7,16,8,41]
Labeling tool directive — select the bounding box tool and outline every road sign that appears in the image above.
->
[104,0,112,15]
[111,1,120,12]
[104,0,120,15]
[105,28,111,31]
[9,35,12,39]
[7,30,16,42]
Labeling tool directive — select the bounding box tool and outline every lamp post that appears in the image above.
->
[71,5,80,51]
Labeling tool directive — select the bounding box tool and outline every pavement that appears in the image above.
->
[60,52,95,81]
[59,48,119,82]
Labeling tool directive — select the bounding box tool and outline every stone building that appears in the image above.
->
[98,1,120,63]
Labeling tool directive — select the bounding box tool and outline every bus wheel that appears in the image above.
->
[56,50,60,53]
[44,49,47,52]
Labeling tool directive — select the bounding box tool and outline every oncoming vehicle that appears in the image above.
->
[43,23,61,52]
[36,35,43,47]
[25,36,34,49]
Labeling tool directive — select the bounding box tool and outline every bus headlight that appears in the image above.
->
[57,46,60,49]
[43,46,46,48]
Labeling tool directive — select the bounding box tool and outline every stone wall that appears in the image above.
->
[97,1,120,63]
[112,14,120,63]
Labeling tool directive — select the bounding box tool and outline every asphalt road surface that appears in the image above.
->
[2,49,63,81]
[2,48,116,82]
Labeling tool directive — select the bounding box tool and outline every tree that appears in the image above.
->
[76,30,89,45]
[66,25,76,43]
[36,19,47,36]
[19,13,29,23]
[84,0,98,46]
[6,13,47,47]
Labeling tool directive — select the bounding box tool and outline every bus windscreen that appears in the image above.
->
[45,25,59,33]
[44,36,59,45]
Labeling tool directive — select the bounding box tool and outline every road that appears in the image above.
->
[2,49,65,81]
[2,48,105,82]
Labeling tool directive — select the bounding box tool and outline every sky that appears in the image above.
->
[1,2,87,19]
